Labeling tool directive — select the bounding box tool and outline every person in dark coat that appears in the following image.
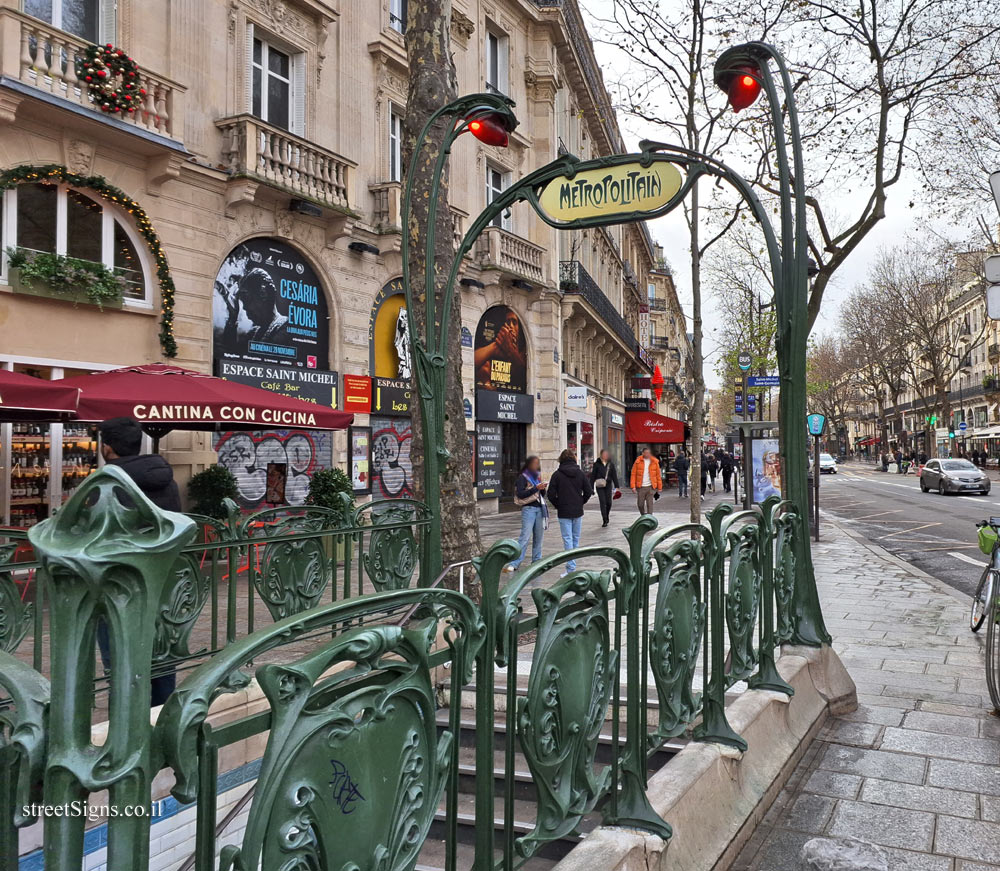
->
[720,451,734,493]
[547,449,593,573]
[590,449,620,528]
[96,417,182,707]
[706,452,719,491]
[673,451,690,497]
[700,452,710,497]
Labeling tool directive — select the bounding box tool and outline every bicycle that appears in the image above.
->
[973,518,1000,711]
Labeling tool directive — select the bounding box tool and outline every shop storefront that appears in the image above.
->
[602,406,625,475]
[367,279,414,500]
[212,238,336,508]
[564,382,597,473]
[474,305,533,501]
[1,362,100,528]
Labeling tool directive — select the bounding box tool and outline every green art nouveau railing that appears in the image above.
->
[0,468,808,871]
[0,492,432,698]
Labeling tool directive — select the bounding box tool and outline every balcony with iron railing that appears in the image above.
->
[476,225,546,283]
[560,259,638,353]
[648,297,667,312]
[0,8,185,141]
[217,114,354,211]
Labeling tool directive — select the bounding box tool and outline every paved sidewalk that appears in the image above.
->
[732,522,1000,871]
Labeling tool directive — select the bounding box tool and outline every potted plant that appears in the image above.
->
[187,465,239,521]
[6,247,126,309]
[306,467,354,561]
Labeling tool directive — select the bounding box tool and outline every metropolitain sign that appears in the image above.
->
[535,161,683,225]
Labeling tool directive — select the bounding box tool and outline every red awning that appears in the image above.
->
[0,370,80,422]
[625,411,686,444]
[56,364,354,432]
[857,437,880,446]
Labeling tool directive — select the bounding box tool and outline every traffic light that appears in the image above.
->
[949,427,956,440]
[724,66,762,113]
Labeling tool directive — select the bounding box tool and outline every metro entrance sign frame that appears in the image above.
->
[401,41,829,839]
[402,39,826,630]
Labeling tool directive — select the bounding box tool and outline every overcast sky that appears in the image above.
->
[577,1,970,389]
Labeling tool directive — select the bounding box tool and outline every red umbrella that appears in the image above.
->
[0,369,80,422]
[57,364,353,434]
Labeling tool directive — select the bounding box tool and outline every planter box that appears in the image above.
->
[8,267,124,309]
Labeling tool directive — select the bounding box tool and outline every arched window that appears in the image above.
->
[1,183,150,304]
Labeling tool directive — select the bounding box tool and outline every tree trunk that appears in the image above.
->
[403,0,482,598]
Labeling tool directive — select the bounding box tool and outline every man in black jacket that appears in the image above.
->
[97,417,182,706]
[547,449,593,574]
[673,451,690,497]
[590,449,620,528]
[720,451,734,493]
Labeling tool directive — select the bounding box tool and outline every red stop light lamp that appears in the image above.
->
[467,114,511,147]
[724,65,762,113]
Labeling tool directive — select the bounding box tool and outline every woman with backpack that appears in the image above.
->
[504,456,548,574]
[547,449,593,574]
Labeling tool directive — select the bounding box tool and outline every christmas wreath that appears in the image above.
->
[78,44,146,115]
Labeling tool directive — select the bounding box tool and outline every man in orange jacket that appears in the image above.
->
[630,447,662,515]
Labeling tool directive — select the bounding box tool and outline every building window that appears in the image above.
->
[248,28,305,135]
[485,27,508,95]
[1,184,149,304]
[486,164,511,230]
[390,0,407,32]
[389,106,404,183]
[24,0,110,43]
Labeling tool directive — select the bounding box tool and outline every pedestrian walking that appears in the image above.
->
[673,450,690,497]
[720,451,734,493]
[894,448,903,474]
[590,449,620,528]
[629,447,662,515]
[700,452,710,497]
[707,452,719,491]
[504,456,548,573]
[96,417,181,707]
[547,450,593,573]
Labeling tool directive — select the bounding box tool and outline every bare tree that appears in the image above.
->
[840,286,910,450]
[403,0,482,595]
[737,0,1000,331]
[594,0,749,524]
[868,242,988,448]
[807,336,855,453]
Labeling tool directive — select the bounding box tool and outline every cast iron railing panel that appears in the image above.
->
[0,471,811,870]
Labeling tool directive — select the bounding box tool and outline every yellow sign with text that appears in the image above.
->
[538,162,683,223]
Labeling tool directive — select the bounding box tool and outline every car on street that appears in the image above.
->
[818,453,838,474]
[919,458,991,495]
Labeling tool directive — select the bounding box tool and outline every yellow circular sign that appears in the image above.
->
[537,161,683,223]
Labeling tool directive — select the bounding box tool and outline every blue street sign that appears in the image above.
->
[747,396,757,412]
[747,375,780,387]
[807,413,826,436]
[959,421,968,432]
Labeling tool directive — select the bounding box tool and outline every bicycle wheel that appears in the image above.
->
[972,566,992,633]
[985,579,1000,712]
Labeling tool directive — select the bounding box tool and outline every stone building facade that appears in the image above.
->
[0,0,668,523]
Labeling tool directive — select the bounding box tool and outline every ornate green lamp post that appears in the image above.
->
[714,43,831,645]
[400,93,519,587]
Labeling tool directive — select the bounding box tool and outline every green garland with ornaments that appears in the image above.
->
[0,165,178,357]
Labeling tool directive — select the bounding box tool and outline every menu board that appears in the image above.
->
[475,422,502,500]
[350,426,371,495]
